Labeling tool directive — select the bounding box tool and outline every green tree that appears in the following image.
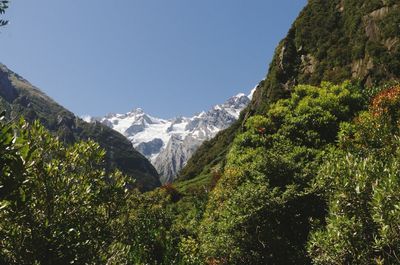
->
[308,85,400,264]
[198,82,364,264]
[0,115,171,264]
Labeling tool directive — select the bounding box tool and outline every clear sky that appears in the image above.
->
[1,1,307,118]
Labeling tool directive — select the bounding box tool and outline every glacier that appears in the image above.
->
[86,91,252,183]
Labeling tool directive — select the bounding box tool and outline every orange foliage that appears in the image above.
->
[257,127,266,135]
[210,168,222,190]
[371,85,400,116]
[206,257,228,265]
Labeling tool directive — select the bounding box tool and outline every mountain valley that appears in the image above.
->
[2,0,400,264]
[85,91,253,183]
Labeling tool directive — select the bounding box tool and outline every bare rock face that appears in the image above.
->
[351,56,374,79]
[136,138,163,158]
[363,6,392,42]
[154,135,203,184]
[384,37,399,51]
[301,54,317,75]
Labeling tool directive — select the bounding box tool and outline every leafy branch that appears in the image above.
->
[0,0,9,27]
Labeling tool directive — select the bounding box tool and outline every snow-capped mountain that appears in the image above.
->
[85,92,252,184]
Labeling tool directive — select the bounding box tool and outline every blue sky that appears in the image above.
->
[1,1,307,118]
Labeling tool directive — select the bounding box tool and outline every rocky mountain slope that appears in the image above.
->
[87,92,252,183]
[0,63,160,190]
[250,0,400,115]
[169,2,400,263]
[179,0,400,183]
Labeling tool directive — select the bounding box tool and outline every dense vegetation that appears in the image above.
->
[171,81,400,264]
[180,0,400,184]
[0,115,172,264]
[2,0,400,263]
[308,85,400,264]
[3,81,400,264]
[254,0,400,113]
[0,64,160,190]
[198,81,364,263]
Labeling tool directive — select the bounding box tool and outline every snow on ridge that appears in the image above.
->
[89,85,256,183]
[81,115,92,123]
[235,92,246,98]
[248,86,258,100]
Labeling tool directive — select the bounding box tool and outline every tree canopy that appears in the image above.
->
[0,115,173,264]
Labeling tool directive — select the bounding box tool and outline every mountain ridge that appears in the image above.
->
[0,63,160,190]
[87,90,253,183]
[179,0,400,185]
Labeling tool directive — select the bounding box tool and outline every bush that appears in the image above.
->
[308,85,400,264]
[0,116,171,264]
[198,81,364,264]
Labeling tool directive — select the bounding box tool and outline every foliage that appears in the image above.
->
[0,0,8,27]
[308,85,400,264]
[179,0,400,203]
[2,0,400,263]
[0,65,160,190]
[2,83,400,264]
[250,0,400,115]
[0,115,170,264]
[197,82,364,264]
[178,120,241,182]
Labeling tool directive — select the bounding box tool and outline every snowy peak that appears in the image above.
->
[97,108,168,139]
[214,93,250,119]
[90,90,252,183]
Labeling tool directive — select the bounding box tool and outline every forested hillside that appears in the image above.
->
[252,0,400,113]
[2,81,399,264]
[0,64,160,190]
[179,0,400,184]
[170,0,400,263]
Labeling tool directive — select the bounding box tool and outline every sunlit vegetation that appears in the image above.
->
[308,85,400,264]
[193,81,365,264]
[2,0,400,263]
[2,82,400,264]
[0,116,172,264]
[179,0,400,190]
[169,82,400,265]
